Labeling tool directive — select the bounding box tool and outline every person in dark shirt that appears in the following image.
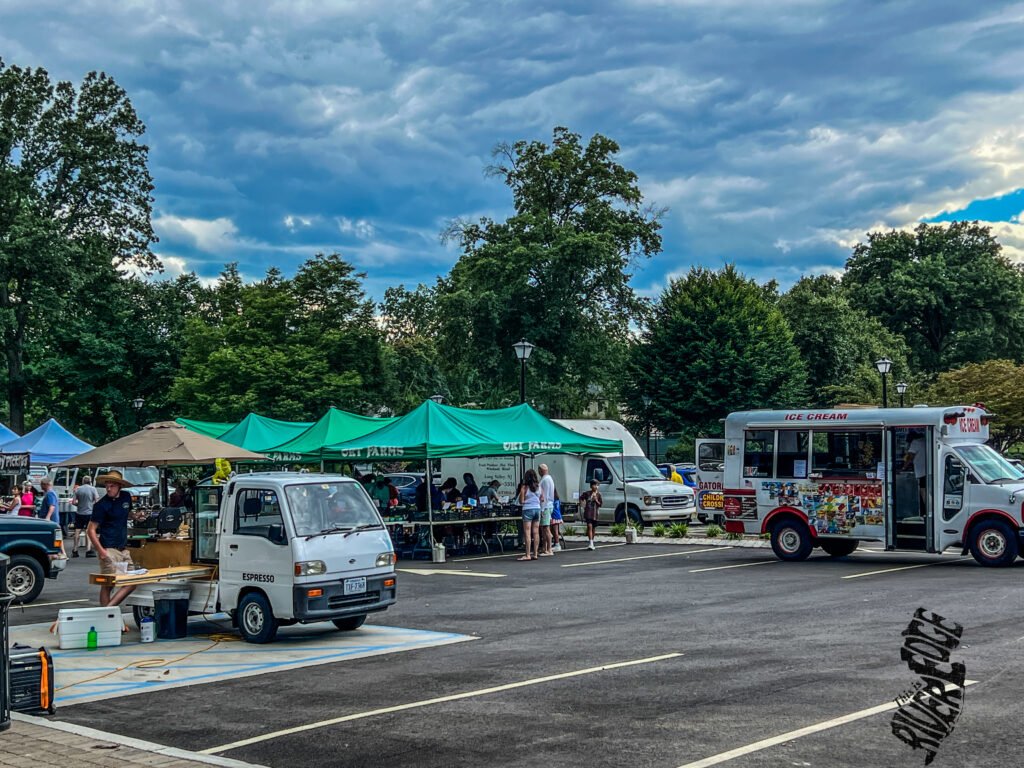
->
[87,470,136,607]
[461,473,479,501]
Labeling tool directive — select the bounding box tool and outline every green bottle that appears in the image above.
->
[87,626,98,650]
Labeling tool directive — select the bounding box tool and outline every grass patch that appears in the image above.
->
[668,523,689,538]
[652,523,668,537]
[705,523,723,538]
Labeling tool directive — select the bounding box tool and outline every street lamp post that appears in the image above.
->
[895,382,908,408]
[512,339,535,404]
[429,394,445,404]
[874,358,893,408]
[132,397,145,430]
[641,395,652,459]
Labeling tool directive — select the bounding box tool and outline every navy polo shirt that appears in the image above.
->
[91,490,132,549]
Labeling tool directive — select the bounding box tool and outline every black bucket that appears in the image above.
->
[153,587,190,640]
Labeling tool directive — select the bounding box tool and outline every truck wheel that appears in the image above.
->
[238,592,279,643]
[332,615,366,631]
[819,539,858,558]
[770,520,812,561]
[968,519,1018,567]
[697,514,708,524]
[133,605,155,628]
[615,506,644,525]
[6,555,45,604]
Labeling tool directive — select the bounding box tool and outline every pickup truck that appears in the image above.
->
[0,516,66,603]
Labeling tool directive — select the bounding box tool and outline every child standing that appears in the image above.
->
[581,480,602,550]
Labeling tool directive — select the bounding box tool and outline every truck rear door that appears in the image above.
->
[696,439,725,523]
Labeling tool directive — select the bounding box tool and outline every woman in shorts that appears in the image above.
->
[517,469,542,561]
[581,479,602,550]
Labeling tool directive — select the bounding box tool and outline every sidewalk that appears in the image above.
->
[2,714,267,768]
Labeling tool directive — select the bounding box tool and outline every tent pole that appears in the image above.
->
[620,452,629,526]
[426,455,433,556]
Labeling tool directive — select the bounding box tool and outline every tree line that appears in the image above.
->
[3,61,1024,452]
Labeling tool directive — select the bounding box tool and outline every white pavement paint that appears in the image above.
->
[451,543,627,562]
[12,713,269,768]
[841,558,968,579]
[202,652,684,755]
[689,560,778,573]
[674,680,977,768]
[561,547,729,569]
[566,535,770,549]
[9,620,473,707]
[18,598,91,608]
[397,568,505,578]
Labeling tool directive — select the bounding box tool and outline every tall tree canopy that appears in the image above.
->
[0,60,156,430]
[842,222,1024,373]
[170,255,387,421]
[631,265,807,439]
[779,275,910,407]
[436,127,662,415]
[927,360,1024,453]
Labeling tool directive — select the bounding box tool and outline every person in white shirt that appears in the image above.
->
[3,484,22,515]
[902,431,927,515]
[538,464,557,556]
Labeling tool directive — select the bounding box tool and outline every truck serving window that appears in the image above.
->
[811,431,881,477]
[743,431,774,478]
[776,431,809,479]
[286,482,382,537]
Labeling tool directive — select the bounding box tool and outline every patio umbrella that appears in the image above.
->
[53,421,268,468]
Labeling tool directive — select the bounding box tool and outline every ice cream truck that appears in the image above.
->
[698,406,1024,566]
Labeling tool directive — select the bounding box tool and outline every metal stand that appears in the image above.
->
[1,553,11,731]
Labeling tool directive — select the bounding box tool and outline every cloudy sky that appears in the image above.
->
[4,0,1023,299]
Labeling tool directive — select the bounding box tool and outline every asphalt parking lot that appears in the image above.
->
[13,541,1023,768]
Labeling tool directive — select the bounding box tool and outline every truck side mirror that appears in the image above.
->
[267,523,286,545]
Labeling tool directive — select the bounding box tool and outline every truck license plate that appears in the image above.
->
[344,577,366,595]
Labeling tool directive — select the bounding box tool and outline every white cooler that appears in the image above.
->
[57,606,123,650]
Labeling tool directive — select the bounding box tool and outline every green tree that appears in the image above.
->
[0,60,156,430]
[170,256,387,421]
[926,360,1024,453]
[779,275,910,406]
[842,222,1024,373]
[437,127,662,414]
[379,285,449,412]
[632,265,808,438]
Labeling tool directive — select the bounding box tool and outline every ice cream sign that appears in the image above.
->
[945,407,989,439]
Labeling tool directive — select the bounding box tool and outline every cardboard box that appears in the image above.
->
[57,606,123,650]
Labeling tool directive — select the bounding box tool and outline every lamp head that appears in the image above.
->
[512,338,535,362]
[874,357,893,375]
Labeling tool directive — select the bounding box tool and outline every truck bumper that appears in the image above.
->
[292,573,397,623]
[48,556,67,579]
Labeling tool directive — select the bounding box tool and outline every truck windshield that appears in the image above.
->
[285,482,382,536]
[621,457,665,481]
[954,445,1024,484]
[98,467,158,486]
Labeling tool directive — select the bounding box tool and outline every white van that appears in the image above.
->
[126,472,397,642]
[441,420,695,526]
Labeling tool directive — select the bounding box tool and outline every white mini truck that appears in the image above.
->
[127,472,397,643]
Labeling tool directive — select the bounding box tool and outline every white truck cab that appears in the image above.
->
[127,472,397,642]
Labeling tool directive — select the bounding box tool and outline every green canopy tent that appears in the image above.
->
[324,400,624,541]
[265,407,399,468]
[216,413,314,453]
[175,418,236,439]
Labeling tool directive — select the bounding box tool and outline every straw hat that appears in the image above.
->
[95,469,132,488]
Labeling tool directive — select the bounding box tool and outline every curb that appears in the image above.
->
[563,535,771,549]
[12,713,270,768]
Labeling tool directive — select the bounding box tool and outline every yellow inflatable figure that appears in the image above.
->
[212,458,232,485]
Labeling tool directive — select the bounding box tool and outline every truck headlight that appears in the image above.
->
[376,552,396,567]
[642,496,661,506]
[294,560,326,576]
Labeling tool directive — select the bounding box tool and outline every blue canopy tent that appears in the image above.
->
[0,418,93,465]
[0,423,16,445]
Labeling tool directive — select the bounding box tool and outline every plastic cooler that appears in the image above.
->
[154,587,191,639]
[57,607,123,649]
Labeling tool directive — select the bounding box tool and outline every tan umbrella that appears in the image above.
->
[54,421,268,467]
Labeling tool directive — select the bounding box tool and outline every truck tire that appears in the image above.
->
[697,513,708,524]
[133,605,155,628]
[332,615,366,631]
[238,592,279,643]
[6,554,45,604]
[615,505,644,525]
[819,539,858,558]
[968,519,1018,567]
[770,519,813,562]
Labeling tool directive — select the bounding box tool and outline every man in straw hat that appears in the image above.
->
[87,470,136,607]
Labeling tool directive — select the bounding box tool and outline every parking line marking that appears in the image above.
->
[675,680,977,768]
[841,559,968,579]
[397,568,505,578]
[689,560,776,573]
[561,547,729,568]
[201,653,683,754]
[450,543,627,562]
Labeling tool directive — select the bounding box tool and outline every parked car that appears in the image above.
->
[657,463,698,489]
[0,516,66,603]
[384,473,424,505]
